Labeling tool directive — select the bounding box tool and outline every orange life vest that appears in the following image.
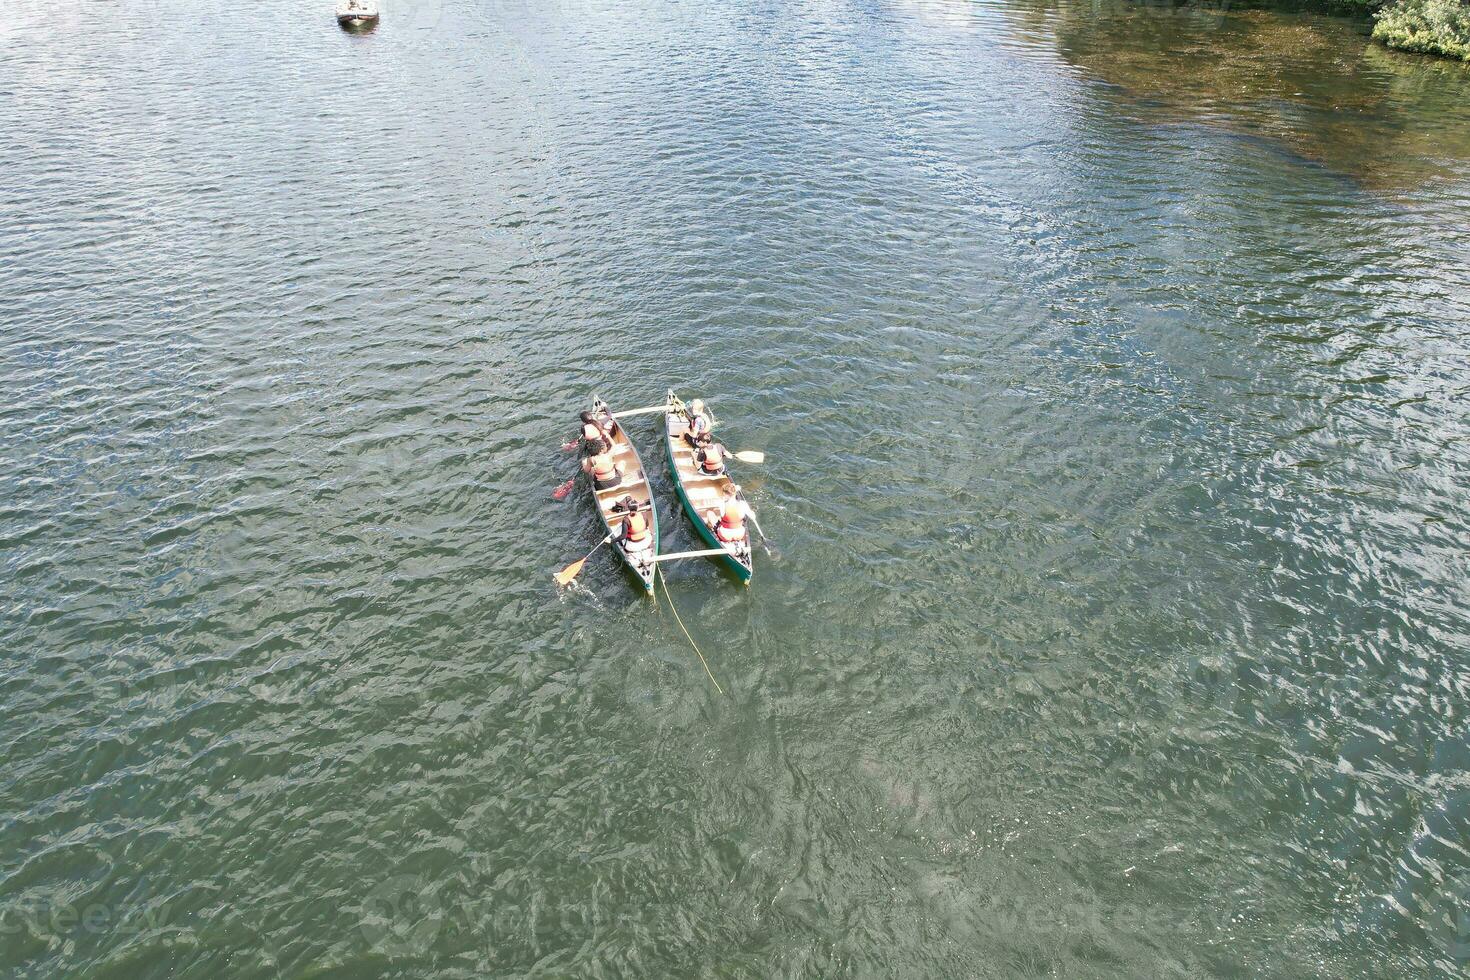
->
[701,451,723,474]
[592,455,617,480]
[716,513,745,543]
[625,514,649,543]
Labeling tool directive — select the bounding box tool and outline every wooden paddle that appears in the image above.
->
[554,535,611,586]
[748,512,780,560]
[732,489,780,560]
[552,506,651,585]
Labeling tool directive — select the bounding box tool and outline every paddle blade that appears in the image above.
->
[553,557,588,586]
[551,477,575,501]
[733,450,765,464]
[560,440,578,452]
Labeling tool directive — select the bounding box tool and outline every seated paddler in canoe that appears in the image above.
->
[694,442,729,477]
[608,494,655,561]
[582,440,625,490]
[619,509,654,557]
[703,499,750,555]
[610,494,647,530]
[579,409,618,453]
[682,398,713,447]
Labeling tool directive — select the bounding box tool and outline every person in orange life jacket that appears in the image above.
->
[704,500,748,551]
[620,510,653,556]
[581,440,622,490]
[683,399,712,448]
[694,442,727,477]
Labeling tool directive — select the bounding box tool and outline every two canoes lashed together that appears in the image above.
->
[572,392,756,592]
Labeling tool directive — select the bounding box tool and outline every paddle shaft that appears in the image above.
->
[554,534,613,583]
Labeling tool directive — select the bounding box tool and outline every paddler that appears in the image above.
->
[684,398,713,448]
[580,410,617,449]
[705,500,748,551]
[578,419,604,454]
[582,442,623,490]
[694,442,727,477]
[620,510,653,557]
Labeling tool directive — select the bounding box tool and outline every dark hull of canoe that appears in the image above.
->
[664,391,753,583]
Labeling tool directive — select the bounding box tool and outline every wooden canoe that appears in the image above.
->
[663,389,754,583]
[587,395,659,595]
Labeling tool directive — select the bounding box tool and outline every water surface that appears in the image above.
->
[3,0,1469,976]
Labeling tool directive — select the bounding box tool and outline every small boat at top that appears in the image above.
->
[584,395,659,595]
[336,0,379,27]
[664,390,754,583]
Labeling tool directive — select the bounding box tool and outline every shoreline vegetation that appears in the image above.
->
[1371,0,1470,59]
[1240,0,1470,60]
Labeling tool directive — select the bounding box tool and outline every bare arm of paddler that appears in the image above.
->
[575,410,618,450]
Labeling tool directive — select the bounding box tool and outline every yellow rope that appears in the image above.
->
[658,567,724,696]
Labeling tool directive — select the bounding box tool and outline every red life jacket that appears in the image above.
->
[592,455,617,480]
[701,451,723,474]
[716,514,745,543]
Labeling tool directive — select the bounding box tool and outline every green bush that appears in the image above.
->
[1373,0,1470,59]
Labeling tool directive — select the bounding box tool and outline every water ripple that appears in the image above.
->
[3,0,1470,976]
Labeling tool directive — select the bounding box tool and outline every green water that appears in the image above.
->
[3,0,1469,976]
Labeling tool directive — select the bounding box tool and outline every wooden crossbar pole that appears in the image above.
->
[610,404,670,419]
[650,548,731,562]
